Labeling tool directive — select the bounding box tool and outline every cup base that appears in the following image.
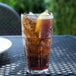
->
[26,68,50,74]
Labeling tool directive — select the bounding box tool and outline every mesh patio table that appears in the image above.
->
[0,35,76,76]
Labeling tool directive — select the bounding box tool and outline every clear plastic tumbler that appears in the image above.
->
[21,11,54,74]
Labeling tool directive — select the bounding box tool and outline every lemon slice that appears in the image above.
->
[35,10,53,33]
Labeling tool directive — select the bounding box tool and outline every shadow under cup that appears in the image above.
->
[21,14,53,74]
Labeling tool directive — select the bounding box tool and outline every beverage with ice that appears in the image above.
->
[21,11,54,74]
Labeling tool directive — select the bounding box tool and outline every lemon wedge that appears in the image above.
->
[35,10,53,33]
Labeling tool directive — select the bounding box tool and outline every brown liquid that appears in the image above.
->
[25,38,52,70]
[22,16,53,70]
[35,19,53,38]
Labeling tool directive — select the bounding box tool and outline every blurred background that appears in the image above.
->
[0,0,76,35]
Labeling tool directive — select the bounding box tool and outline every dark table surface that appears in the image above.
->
[0,35,76,76]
